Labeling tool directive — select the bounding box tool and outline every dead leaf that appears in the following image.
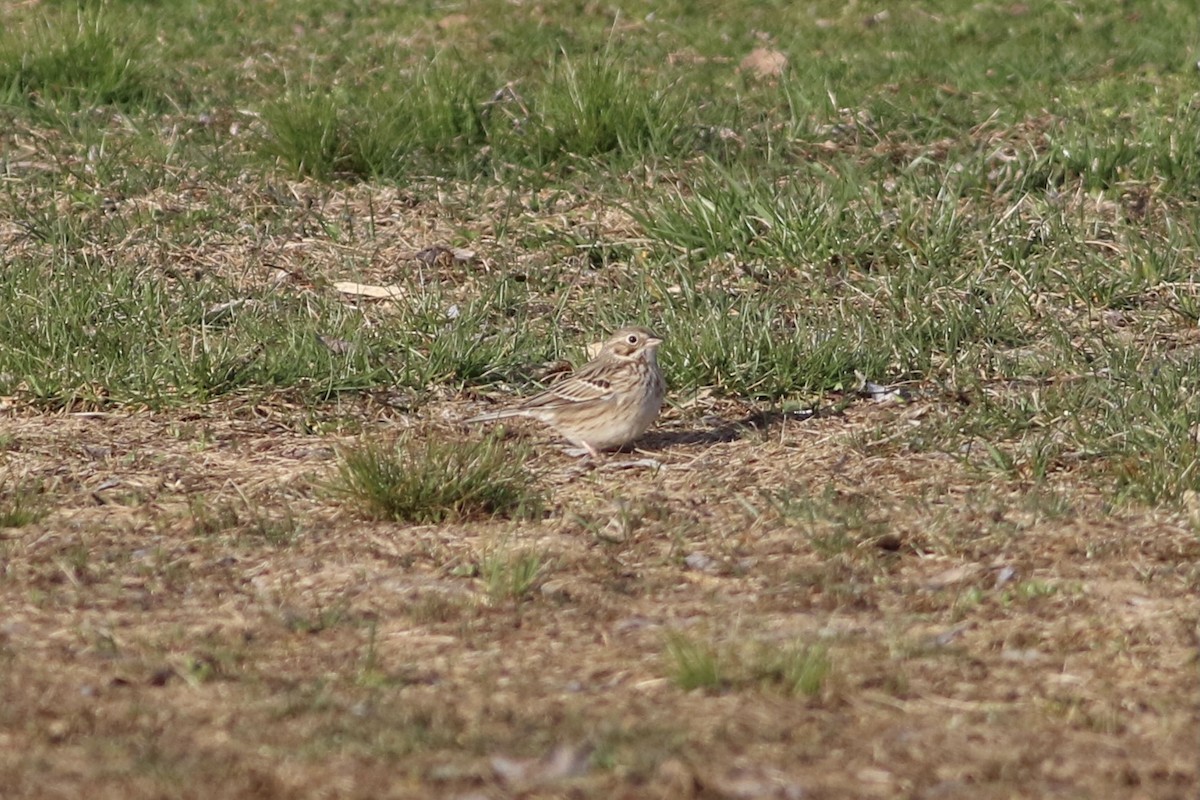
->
[316,335,355,355]
[332,281,405,300]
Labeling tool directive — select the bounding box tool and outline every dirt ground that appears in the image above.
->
[1,393,1197,799]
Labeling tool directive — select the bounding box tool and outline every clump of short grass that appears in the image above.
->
[664,633,830,697]
[259,91,343,181]
[763,485,880,556]
[331,434,543,524]
[260,53,688,182]
[519,53,689,165]
[188,495,300,546]
[0,12,169,112]
[752,642,830,697]
[0,477,47,528]
[282,599,354,635]
[260,60,492,181]
[481,547,545,603]
[664,632,723,691]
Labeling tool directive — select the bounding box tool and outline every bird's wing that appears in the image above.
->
[519,365,617,410]
[469,359,619,421]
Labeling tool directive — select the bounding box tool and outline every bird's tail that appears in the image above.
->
[464,408,524,424]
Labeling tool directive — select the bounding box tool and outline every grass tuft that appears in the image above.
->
[0,12,168,112]
[482,547,545,603]
[260,53,687,182]
[522,54,688,165]
[0,477,47,528]
[262,61,491,181]
[751,643,830,698]
[664,632,723,692]
[665,633,832,697]
[258,91,343,181]
[331,434,543,524]
[188,496,300,546]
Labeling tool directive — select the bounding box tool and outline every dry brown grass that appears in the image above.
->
[2,392,1196,799]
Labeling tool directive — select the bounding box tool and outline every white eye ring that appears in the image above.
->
[627,334,639,344]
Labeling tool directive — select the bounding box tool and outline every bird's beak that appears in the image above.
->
[646,335,663,347]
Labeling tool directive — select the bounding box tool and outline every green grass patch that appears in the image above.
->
[764,486,879,557]
[0,258,395,408]
[899,348,1200,504]
[0,11,170,112]
[664,632,830,697]
[331,434,544,524]
[750,642,831,697]
[0,477,47,528]
[519,54,690,166]
[260,53,689,182]
[260,62,492,182]
[482,547,545,603]
[663,632,723,691]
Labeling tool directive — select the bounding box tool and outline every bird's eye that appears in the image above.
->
[627,334,639,345]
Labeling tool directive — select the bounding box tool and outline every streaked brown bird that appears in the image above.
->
[466,326,666,456]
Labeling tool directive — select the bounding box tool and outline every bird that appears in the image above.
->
[466,326,666,457]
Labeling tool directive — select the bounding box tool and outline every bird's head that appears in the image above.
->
[603,326,663,360]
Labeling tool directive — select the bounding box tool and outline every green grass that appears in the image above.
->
[664,633,831,697]
[260,53,689,181]
[0,478,47,528]
[260,62,495,182]
[664,632,723,692]
[482,547,545,603]
[0,260,390,407]
[764,487,879,557]
[751,642,831,698]
[0,11,171,113]
[331,435,544,524]
[1,0,1199,500]
[0,249,555,407]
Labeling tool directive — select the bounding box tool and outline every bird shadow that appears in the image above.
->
[635,408,818,452]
